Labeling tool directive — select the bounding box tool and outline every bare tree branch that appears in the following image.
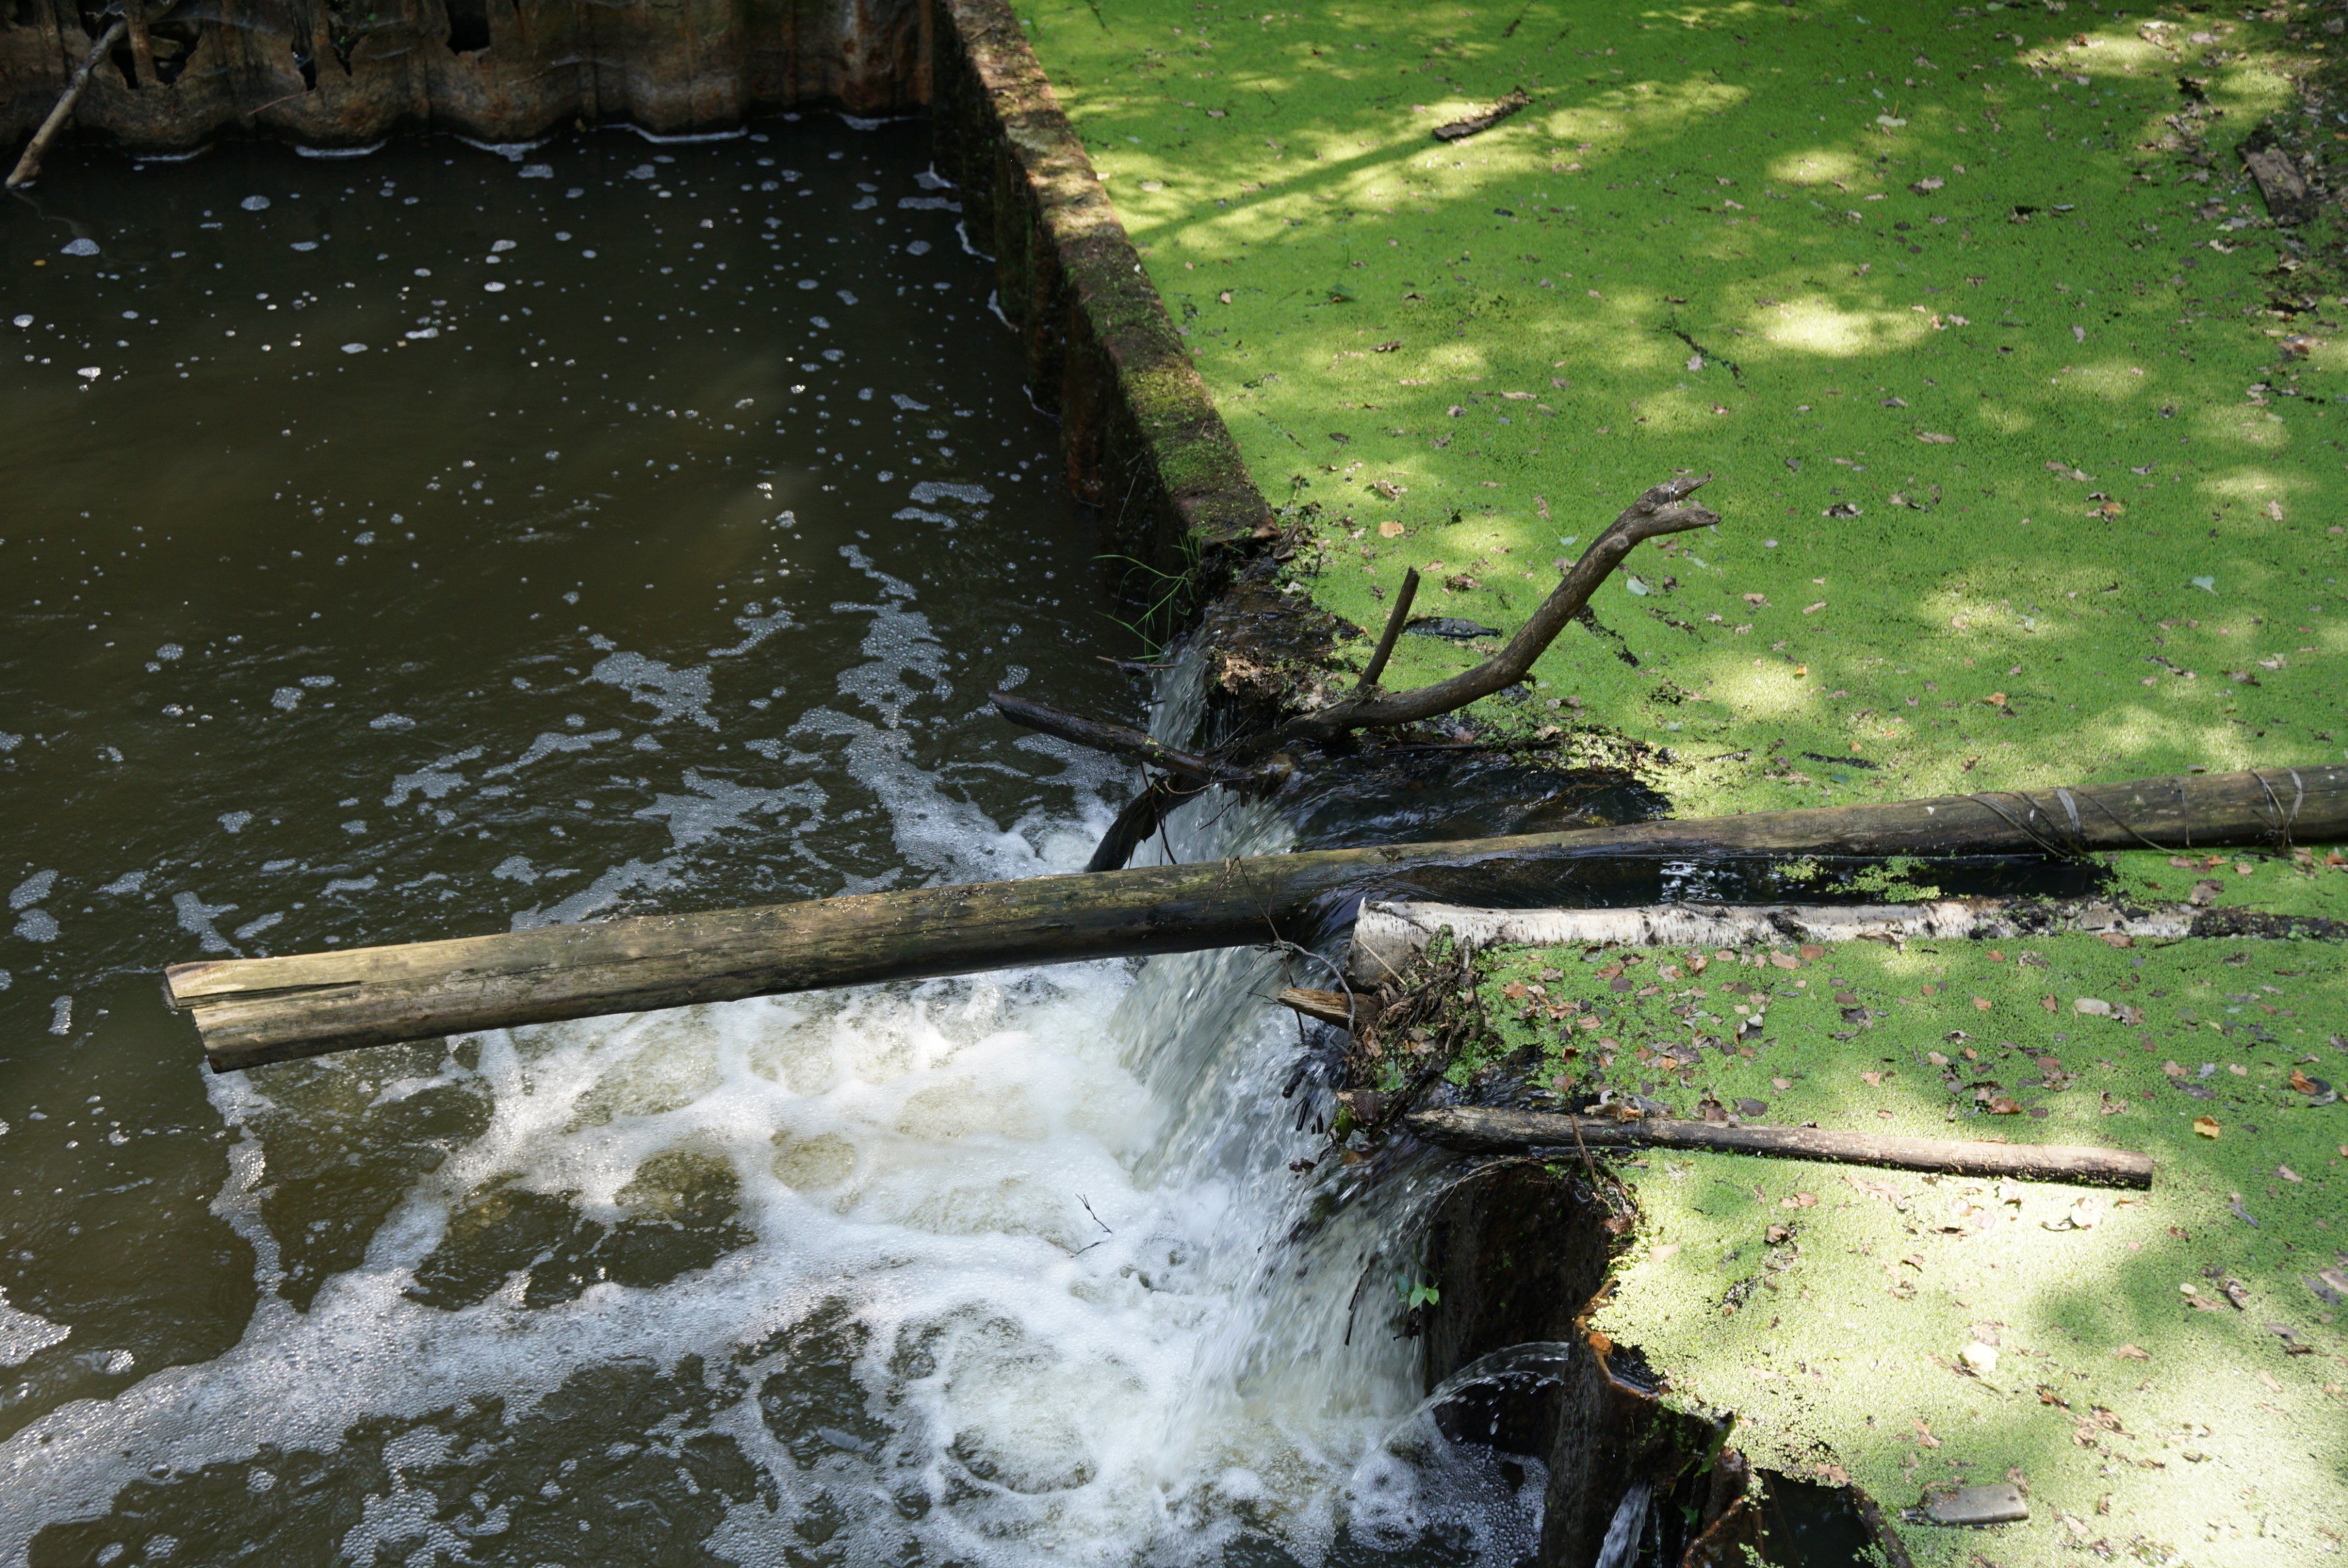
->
[988,691,1269,787]
[1354,566,1420,692]
[8,17,129,189]
[1264,472,1717,747]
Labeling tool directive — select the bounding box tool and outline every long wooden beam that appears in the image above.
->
[1406,1107,2155,1188]
[165,765,2347,1072]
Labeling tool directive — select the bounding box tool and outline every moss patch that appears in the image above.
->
[1020,0,2348,821]
[1463,932,2347,1567]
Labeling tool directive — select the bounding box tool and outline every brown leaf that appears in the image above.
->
[2112,1343,2150,1361]
[1377,520,1406,539]
[2193,1116,2221,1139]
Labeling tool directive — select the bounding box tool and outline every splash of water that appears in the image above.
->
[1594,1479,1653,1568]
[0,648,1536,1567]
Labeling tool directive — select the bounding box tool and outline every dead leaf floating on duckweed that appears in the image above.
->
[1916,431,1956,444]
[1378,520,1406,538]
[2193,1116,2221,1139]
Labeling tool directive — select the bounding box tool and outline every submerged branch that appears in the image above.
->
[9,17,130,189]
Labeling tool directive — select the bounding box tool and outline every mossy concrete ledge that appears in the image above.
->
[930,0,1270,594]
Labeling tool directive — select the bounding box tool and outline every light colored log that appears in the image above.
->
[1347,897,2198,984]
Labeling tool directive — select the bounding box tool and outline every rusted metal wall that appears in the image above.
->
[1,0,929,147]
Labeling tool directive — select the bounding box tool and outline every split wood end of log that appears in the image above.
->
[1277,986,1357,1029]
[1406,1106,2154,1189]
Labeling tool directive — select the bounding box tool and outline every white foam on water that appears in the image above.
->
[0,644,1531,1567]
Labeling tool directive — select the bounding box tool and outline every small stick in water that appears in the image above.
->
[9,18,130,190]
[1407,1106,2154,1189]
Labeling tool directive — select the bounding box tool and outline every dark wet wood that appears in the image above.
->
[1353,566,1420,692]
[988,691,1266,787]
[1407,1107,2154,1189]
[166,764,2348,1072]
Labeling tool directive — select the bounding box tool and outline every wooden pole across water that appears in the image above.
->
[165,766,2346,1072]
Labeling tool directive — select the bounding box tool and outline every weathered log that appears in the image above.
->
[1407,1107,2154,1189]
[166,764,2348,1072]
[8,17,129,189]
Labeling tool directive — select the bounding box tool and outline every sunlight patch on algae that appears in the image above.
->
[1463,928,2348,1567]
[1023,0,2348,818]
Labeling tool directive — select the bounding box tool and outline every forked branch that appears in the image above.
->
[1263,472,1717,747]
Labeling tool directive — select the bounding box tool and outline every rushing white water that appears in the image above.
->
[0,649,1537,1567]
[1594,1480,1653,1568]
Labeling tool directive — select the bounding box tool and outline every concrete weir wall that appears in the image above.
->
[1,0,1267,591]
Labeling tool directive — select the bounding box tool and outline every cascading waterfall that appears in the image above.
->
[0,637,1538,1567]
[1593,1480,1653,1568]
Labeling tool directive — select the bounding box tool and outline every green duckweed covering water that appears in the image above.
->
[1468,932,2346,1567]
[1021,1,2348,1557]
[1023,0,2347,822]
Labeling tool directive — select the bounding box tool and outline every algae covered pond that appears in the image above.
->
[0,123,1537,1565]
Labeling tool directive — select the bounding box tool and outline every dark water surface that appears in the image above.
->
[0,122,1541,1567]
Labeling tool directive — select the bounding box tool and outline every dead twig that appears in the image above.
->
[9,16,130,190]
[988,691,1271,788]
[1432,88,1532,143]
[1354,566,1420,692]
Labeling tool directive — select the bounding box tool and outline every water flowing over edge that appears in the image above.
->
[0,638,1540,1567]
